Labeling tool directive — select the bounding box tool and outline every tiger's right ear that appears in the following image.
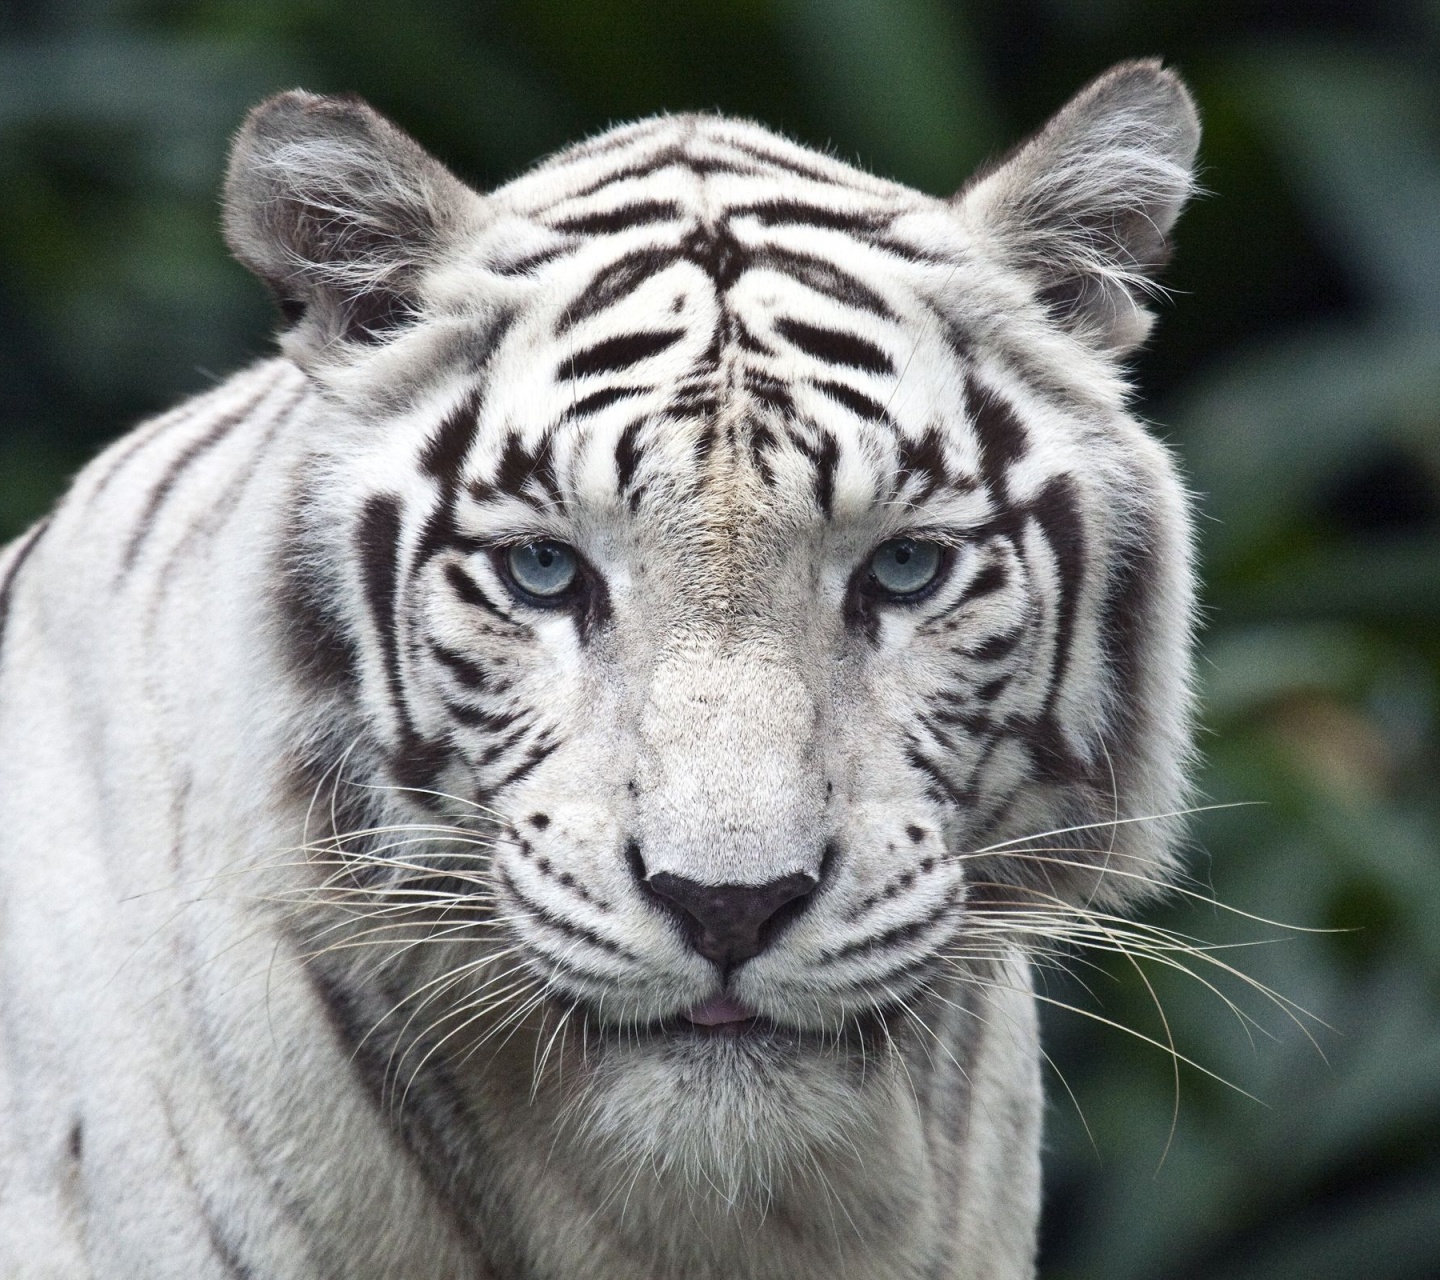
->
[952,61,1199,355]
[223,91,485,355]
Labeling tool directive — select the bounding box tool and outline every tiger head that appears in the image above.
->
[224,63,1198,1201]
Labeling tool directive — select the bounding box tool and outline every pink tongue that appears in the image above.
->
[683,995,756,1027]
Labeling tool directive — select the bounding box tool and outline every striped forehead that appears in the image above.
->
[456,302,984,525]
[427,117,1037,530]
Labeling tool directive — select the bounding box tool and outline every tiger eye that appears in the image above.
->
[505,541,579,599]
[868,538,944,598]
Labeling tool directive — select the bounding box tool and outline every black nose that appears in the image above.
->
[646,871,818,974]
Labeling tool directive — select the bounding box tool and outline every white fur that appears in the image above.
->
[0,62,1198,1279]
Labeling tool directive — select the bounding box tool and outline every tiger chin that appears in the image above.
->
[0,59,1199,1280]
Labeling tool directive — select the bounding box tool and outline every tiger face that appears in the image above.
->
[227,65,1198,1196]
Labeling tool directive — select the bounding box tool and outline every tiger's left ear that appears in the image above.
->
[223,91,486,355]
[953,60,1200,355]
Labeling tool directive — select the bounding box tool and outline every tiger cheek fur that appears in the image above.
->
[0,62,1199,1280]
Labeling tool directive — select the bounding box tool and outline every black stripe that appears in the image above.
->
[966,377,1029,504]
[357,495,408,726]
[1098,508,1163,781]
[962,626,1025,662]
[561,329,684,381]
[199,1206,262,1280]
[356,495,450,792]
[493,738,559,790]
[975,674,1010,702]
[926,701,995,735]
[745,370,794,416]
[822,899,952,963]
[419,389,483,482]
[725,139,851,185]
[750,245,893,317]
[564,384,649,420]
[551,200,682,235]
[956,557,1009,604]
[441,697,519,733]
[443,562,511,619]
[488,430,563,510]
[489,243,572,276]
[774,317,894,376]
[411,327,514,589]
[83,400,207,509]
[428,639,488,690]
[143,406,292,649]
[0,517,50,660]
[806,432,840,517]
[565,149,689,201]
[813,379,893,426]
[477,722,530,767]
[1029,477,1086,715]
[568,145,759,192]
[299,957,497,1261]
[664,378,720,421]
[614,420,645,491]
[894,426,954,498]
[555,122,668,164]
[156,1093,266,1280]
[1016,711,1092,791]
[120,376,284,572]
[681,224,747,290]
[502,868,633,958]
[558,246,681,330]
[905,737,971,809]
[747,418,777,487]
[685,154,764,178]
[731,199,890,235]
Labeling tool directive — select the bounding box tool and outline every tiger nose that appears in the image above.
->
[646,871,818,974]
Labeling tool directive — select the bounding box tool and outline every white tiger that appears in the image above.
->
[0,61,1199,1279]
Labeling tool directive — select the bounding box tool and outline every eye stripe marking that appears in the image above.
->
[958,559,1009,602]
[895,427,964,498]
[962,627,1026,662]
[443,562,513,620]
[426,640,488,690]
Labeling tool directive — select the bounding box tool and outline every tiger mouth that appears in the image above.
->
[681,993,759,1028]
[573,995,902,1052]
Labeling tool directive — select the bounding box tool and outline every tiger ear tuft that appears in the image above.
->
[223,91,484,353]
[954,60,1200,355]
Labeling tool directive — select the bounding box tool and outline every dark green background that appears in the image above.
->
[3,2,1438,1276]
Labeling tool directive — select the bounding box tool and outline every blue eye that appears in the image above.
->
[868,538,944,597]
[504,541,579,599]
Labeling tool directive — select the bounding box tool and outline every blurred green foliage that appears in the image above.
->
[3,2,1438,1276]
